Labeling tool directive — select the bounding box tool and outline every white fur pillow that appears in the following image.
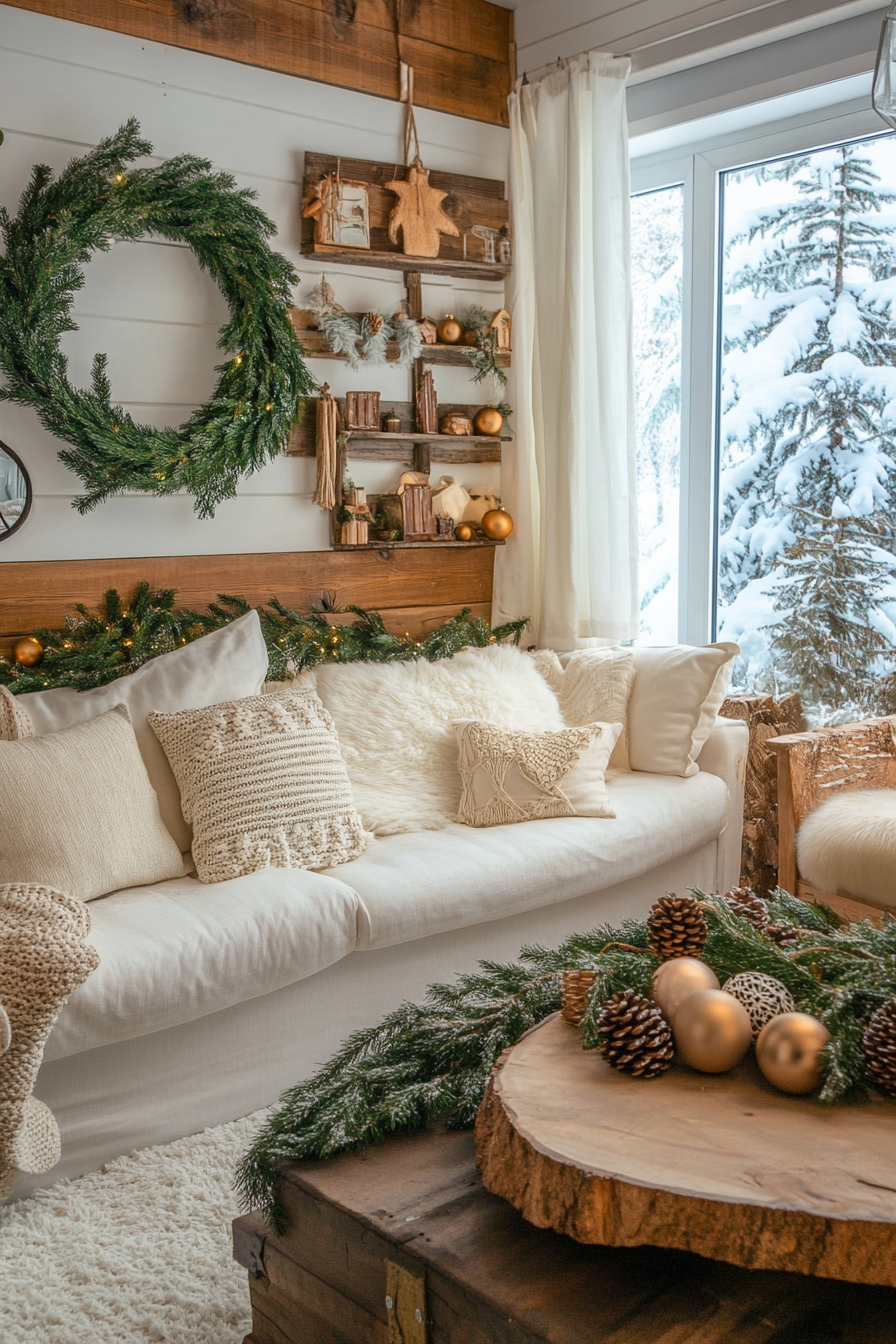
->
[311,645,565,835]
[530,648,634,768]
[797,789,896,907]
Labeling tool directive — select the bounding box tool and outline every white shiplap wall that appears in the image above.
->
[0,6,508,563]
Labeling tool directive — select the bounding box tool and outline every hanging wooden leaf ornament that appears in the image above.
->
[386,161,460,260]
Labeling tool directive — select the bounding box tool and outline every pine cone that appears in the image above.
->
[597,989,674,1079]
[561,969,596,1027]
[863,999,896,1097]
[365,311,384,336]
[647,893,708,960]
[723,885,770,932]
[766,923,802,948]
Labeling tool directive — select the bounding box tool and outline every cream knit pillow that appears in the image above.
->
[454,719,623,827]
[530,648,634,767]
[148,686,371,884]
[0,706,184,902]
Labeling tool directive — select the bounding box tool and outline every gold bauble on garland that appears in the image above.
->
[13,636,43,666]
[672,989,752,1073]
[481,507,513,540]
[756,1012,831,1094]
[650,957,719,1022]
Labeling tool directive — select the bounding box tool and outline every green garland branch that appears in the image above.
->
[0,584,529,693]
[236,891,896,1232]
[0,120,316,518]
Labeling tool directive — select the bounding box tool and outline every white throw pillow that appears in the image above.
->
[454,719,622,827]
[0,706,184,902]
[530,647,634,767]
[628,643,739,777]
[148,686,371,884]
[11,611,268,852]
[311,645,566,835]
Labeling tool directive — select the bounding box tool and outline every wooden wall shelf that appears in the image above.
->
[334,538,504,551]
[289,400,506,464]
[289,319,511,370]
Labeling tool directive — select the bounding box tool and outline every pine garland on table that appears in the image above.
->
[0,585,529,692]
[235,889,896,1232]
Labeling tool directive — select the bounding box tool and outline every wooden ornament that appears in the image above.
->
[454,523,474,541]
[756,1012,831,1094]
[437,314,463,344]
[415,369,438,435]
[650,958,719,1022]
[481,508,513,540]
[345,391,380,430]
[13,636,43,666]
[400,483,436,542]
[340,519,369,545]
[312,383,339,512]
[472,407,503,436]
[416,317,438,345]
[488,308,512,350]
[672,989,752,1073]
[386,163,460,259]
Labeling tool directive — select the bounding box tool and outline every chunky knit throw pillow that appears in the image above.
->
[0,883,99,1200]
[148,686,371,883]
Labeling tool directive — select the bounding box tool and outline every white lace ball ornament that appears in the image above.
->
[722,972,795,1039]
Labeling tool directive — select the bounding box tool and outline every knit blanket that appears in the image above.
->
[0,883,99,1200]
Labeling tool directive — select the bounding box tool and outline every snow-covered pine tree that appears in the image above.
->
[718,140,896,709]
[767,504,896,716]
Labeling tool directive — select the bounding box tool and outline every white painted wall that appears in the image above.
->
[0,7,508,563]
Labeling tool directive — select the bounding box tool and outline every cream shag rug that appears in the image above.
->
[0,1109,268,1343]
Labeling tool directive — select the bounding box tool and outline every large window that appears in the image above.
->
[630,103,896,723]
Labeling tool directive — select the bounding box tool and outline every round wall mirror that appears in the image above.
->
[0,441,32,542]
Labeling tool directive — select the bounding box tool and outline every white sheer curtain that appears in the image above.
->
[492,53,639,651]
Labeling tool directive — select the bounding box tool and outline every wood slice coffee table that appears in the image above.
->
[475,1012,896,1287]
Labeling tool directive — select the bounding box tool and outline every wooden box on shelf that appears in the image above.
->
[345,392,380,430]
[400,484,436,542]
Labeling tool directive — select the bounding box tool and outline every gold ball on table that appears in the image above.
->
[651,957,719,1022]
[13,636,44,666]
[481,508,513,540]
[454,523,474,541]
[755,1012,831,1094]
[672,989,753,1074]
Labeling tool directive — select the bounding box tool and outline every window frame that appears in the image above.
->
[629,96,889,646]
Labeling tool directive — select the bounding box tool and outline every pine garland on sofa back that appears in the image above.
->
[0,584,529,693]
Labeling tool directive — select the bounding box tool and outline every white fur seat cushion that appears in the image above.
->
[797,789,896,909]
[311,645,565,835]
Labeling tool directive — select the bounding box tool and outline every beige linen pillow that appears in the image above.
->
[148,686,371,884]
[628,643,739,777]
[454,719,623,827]
[12,611,269,853]
[530,647,635,767]
[0,706,184,902]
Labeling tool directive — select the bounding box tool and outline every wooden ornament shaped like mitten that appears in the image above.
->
[0,884,99,1200]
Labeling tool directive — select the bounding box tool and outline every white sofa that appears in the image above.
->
[20,712,746,1197]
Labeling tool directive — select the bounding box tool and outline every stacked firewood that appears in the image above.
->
[720,693,806,896]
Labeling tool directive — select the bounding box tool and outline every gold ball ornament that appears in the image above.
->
[13,636,44,666]
[481,508,513,540]
[672,989,752,1074]
[756,1012,831,1095]
[436,314,464,345]
[454,522,474,541]
[472,406,504,436]
[650,957,719,1022]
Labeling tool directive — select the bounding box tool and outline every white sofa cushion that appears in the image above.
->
[628,643,739,776]
[312,645,565,836]
[44,867,360,1060]
[0,706,184,902]
[530,647,634,767]
[14,612,269,853]
[328,768,729,950]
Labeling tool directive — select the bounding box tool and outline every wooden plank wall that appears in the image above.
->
[1,0,514,127]
[0,548,496,655]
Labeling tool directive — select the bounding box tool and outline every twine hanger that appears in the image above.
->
[394,0,421,168]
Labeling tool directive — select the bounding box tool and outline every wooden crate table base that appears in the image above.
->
[475,1013,896,1288]
[233,1129,895,1344]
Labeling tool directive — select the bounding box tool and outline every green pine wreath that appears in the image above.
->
[0,120,316,518]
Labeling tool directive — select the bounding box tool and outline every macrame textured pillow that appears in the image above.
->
[148,687,371,883]
[455,719,622,828]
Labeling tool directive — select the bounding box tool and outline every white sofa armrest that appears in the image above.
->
[697,716,748,893]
